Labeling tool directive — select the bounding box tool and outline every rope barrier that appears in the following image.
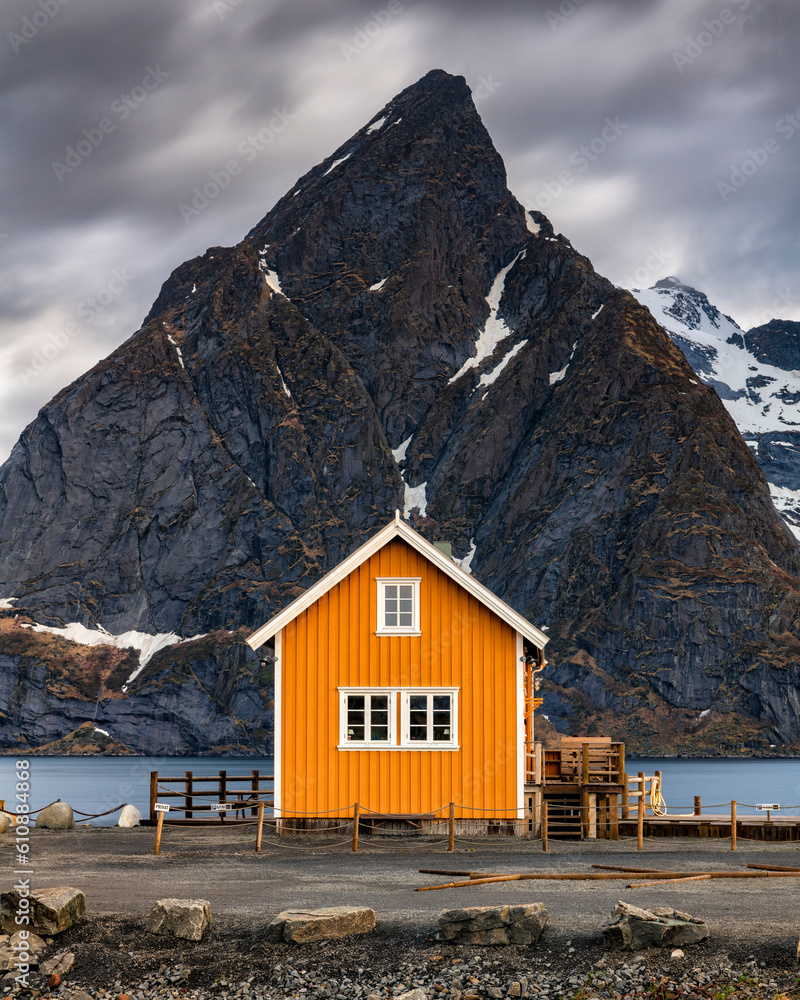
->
[74,804,126,821]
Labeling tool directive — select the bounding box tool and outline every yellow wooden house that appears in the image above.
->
[247,513,548,828]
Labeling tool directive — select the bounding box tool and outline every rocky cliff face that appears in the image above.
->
[1,69,800,753]
[630,278,800,538]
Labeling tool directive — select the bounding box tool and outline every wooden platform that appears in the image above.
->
[619,814,800,841]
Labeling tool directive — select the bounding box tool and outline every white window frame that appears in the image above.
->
[375,577,421,635]
[400,688,459,749]
[338,688,396,749]
[337,687,459,750]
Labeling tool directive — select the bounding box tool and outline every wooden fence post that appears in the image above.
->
[185,770,193,820]
[153,810,164,856]
[252,769,259,817]
[581,744,590,785]
[149,772,157,823]
[219,770,227,823]
[448,802,455,852]
[621,773,629,820]
[637,774,645,851]
[255,802,265,853]
[352,803,360,853]
[542,800,548,852]
[694,795,702,816]
[731,801,737,852]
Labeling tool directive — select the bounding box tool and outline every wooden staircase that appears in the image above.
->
[544,790,583,840]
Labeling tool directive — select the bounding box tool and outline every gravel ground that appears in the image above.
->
[3,827,800,999]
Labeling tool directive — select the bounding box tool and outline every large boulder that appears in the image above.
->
[0,931,47,971]
[603,902,709,951]
[0,887,85,936]
[0,814,9,835]
[438,903,548,946]
[146,899,212,942]
[35,802,75,830]
[117,804,142,828]
[269,906,376,944]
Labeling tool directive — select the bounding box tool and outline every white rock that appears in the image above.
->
[117,804,142,828]
[671,949,685,959]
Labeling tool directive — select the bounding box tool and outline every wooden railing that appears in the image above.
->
[149,770,273,822]
[532,739,625,786]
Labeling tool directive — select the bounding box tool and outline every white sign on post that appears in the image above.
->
[212,803,233,812]
[756,803,780,811]
[154,803,170,813]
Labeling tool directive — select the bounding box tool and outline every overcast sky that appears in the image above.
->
[1,0,798,462]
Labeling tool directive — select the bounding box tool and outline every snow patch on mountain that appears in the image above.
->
[479,339,528,390]
[17,621,206,688]
[392,435,412,465]
[550,342,578,385]
[370,277,388,291]
[404,481,427,517]
[455,538,477,574]
[166,334,185,370]
[323,152,352,176]
[449,251,526,385]
[367,116,387,133]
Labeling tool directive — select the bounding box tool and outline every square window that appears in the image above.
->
[376,578,420,634]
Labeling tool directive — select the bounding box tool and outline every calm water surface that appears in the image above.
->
[2,756,799,825]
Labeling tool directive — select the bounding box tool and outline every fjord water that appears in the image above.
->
[1,756,274,825]
[2,756,799,825]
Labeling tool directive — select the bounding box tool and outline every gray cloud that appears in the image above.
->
[1,0,798,461]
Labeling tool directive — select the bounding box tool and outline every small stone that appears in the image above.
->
[47,973,61,989]
[508,983,522,997]
[671,949,685,960]
[40,950,75,978]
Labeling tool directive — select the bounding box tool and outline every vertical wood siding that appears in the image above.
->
[280,538,518,818]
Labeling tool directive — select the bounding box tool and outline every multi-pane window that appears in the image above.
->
[339,688,458,749]
[376,578,421,634]
[343,692,391,744]
[406,692,454,745]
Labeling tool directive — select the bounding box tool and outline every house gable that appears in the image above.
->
[246,513,548,653]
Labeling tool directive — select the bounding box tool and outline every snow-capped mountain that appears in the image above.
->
[630,277,800,538]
